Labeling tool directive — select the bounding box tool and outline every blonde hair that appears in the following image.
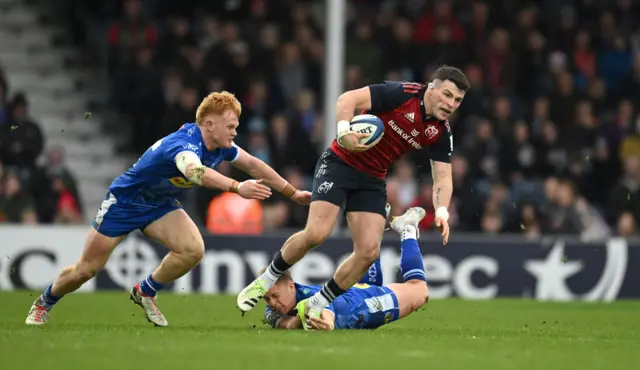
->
[195,91,242,125]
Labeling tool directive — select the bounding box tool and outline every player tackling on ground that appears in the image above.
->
[262,206,428,330]
[25,91,311,326]
[238,65,469,329]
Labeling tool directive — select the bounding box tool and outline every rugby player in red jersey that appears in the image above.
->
[237,65,469,328]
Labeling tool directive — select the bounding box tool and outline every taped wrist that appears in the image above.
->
[230,181,240,193]
[282,182,298,198]
[336,120,351,148]
[435,206,449,221]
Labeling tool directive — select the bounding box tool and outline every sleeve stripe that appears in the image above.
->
[228,143,241,162]
[401,82,424,93]
[401,82,423,87]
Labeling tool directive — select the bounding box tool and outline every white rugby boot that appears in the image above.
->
[130,284,168,327]
[237,276,270,313]
[390,207,426,236]
[25,297,50,325]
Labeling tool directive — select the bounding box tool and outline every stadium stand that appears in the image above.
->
[2,0,640,241]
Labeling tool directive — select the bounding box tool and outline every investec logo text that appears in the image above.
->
[388,120,422,149]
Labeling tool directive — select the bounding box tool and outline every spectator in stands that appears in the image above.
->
[51,171,83,224]
[55,0,640,236]
[518,202,542,239]
[0,169,37,224]
[608,154,640,225]
[45,147,82,217]
[616,211,637,237]
[0,93,44,169]
[112,46,163,153]
[106,0,158,76]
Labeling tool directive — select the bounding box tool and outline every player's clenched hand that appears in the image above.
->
[435,216,450,246]
[291,190,312,205]
[308,316,334,331]
[339,132,371,153]
[237,179,272,200]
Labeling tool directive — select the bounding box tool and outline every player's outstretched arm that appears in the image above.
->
[175,151,271,200]
[232,147,311,205]
[431,160,452,245]
[274,316,303,330]
[308,310,335,331]
[272,310,334,331]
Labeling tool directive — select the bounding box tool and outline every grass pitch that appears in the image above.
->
[1,292,638,370]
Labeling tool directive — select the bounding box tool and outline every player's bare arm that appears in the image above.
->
[431,160,452,245]
[175,151,272,200]
[307,310,335,331]
[336,87,374,152]
[273,310,334,331]
[231,147,312,205]
[275,315,303,329]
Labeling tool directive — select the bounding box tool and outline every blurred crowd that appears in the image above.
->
[37,0,640,239]
[0,69,83,225]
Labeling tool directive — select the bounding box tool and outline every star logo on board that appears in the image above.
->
[524,241,582,301]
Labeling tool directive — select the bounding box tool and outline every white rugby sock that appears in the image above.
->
[402,225,417,241]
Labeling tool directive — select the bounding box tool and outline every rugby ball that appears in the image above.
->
[350,114,385,148]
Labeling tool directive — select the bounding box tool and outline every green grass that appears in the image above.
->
[1,292,639,370]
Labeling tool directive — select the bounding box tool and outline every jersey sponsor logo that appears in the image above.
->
[169,177,195,188]
[183,143,199,152]
[404,112,415,123]
[425,125,439,140]
[388,120,422,149]
[411,129,419,137]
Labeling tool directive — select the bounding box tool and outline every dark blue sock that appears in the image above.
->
[40,285,62,310]
[358,258,383,286]
[139,274,164,297]
[400,232,427,283]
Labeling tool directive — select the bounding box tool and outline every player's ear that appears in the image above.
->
[205,120,214,131]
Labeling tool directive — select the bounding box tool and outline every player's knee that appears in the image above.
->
[355,243,380,265]
[183,239,205,263]
[74,262,101,282]
[302,225,331,248]
[413,281,430,309]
